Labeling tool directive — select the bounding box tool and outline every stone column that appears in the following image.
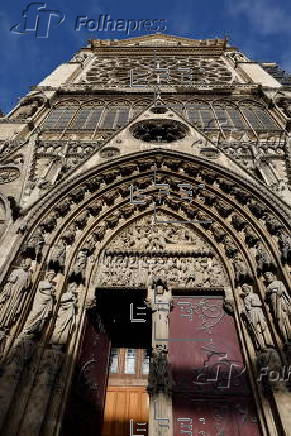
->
[147,279,173,436]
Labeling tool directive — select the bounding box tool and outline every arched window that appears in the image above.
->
[212,102,245,129]
[240,102,279,130]
[186,101,217,129]
[70,105,104,130]
[42,105,78,130]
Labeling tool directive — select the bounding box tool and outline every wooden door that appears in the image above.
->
[102,387,149,436]
[102,347,149,436]
[169,296,263,436]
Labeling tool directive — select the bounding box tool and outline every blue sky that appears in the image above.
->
[1,0,291,114]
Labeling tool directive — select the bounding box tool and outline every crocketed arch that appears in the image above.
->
[11,149,289,295]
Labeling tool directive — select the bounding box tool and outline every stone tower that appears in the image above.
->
[0,33,291,436]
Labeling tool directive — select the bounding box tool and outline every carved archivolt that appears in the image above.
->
[0,150,290,436]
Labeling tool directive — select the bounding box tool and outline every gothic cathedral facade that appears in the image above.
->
[0,33,291,436]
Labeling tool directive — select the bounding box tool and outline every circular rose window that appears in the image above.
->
[131,119,188,143]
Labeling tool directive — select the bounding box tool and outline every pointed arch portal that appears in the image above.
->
[0,149,290,436]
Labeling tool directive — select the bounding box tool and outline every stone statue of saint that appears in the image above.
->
[0,260,32,331]
[51,283,77,346]
[241,284,272,349]
[255,242,273,274]
[49,239,66,272]
[148,349,170,392]
[71,250,87,279]
[22,270,56,336]
[233,255,250,285]
[264,272,291,341]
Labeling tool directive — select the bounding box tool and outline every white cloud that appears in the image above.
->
[227,0,291,36]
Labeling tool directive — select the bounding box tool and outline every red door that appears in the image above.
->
[61,310,110,436]
[169,296,262,436]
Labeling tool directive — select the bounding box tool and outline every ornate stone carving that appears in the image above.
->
[255,242,274,275]
[50,284,77,346]
[233,254,250,285]
[10,99,42,120]
[40,212,58,233]
[100,147,120,159]
[94,224,106,241]
[211,223,226,242]
[70,187,86,203]
[62,223,77,245]
[0,260,32,335]
[203,191,216,206]
[22,270,56,337]
[264,214,283,235]
[71,52,88,62]
[241,284,272,350]
[0,167,20,184]
[85,176,102,193]
[244,225,259,247]
[264,272,291,341]
[99,254,226,288]
[69,249,88,284]
[49,239,66,272]
[75,210,89,229]
[232,214,247,231]
[106,210,121,229]
[148,349,171,393]
[215,199,233,217]
[87,201,102,216]
[231,187,251,204]
[248,199,267,219]
[223,236,238,258]
[22,227,45,260]
[218,178,233,193]
[55,198,72,217]
[277,230,291,264]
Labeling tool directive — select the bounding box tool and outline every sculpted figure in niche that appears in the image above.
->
[22,227,45,260]
[22,270,56,336]
[241,284,272,349]
[255,242,273,274]
[148,349,170,392]
[233,254,250,285]
[278,230,291,264]
[0,259,32,333]
[51,283,77,346]
[264,272,291,341]
[49,238,66,272]
[70,249,88,283]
